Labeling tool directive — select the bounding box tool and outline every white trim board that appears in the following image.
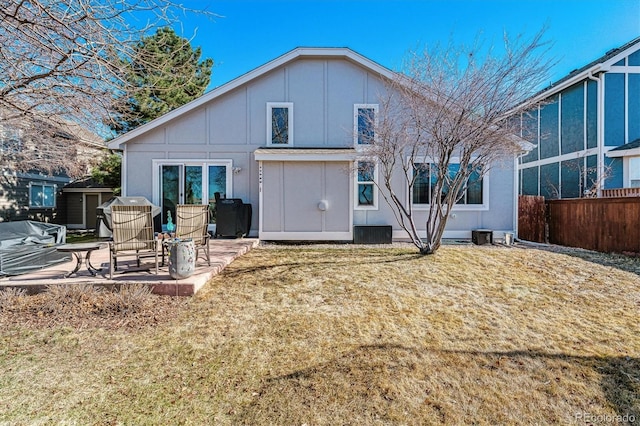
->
[254,148,356,162]
[259,231,353,241]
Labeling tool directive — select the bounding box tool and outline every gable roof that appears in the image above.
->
[529,36,640,103]
[107,47,397,149]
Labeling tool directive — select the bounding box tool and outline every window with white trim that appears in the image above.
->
[267,102,293,146]
[412,163,485,207]
[630,157,640,188]
[155,160,233,225]
[29,183,56,208]
[354,104,378,145]
[355,160,378,209]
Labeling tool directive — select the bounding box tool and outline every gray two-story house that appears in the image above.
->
[108,48,519,241]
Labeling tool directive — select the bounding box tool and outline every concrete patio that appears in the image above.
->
[0,238,259,296]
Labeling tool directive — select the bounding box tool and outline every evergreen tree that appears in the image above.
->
[91,152,122,195]
[113,27,213,134]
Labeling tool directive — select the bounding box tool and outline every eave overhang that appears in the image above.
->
[254,147,357,162]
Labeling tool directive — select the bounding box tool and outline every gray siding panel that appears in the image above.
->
[483,165,516,230]
[283,163,323,232]
[327,61,366,144]
[126,127,166,148]
[248,70,286,146]
[289,60,326,146]
[261,161,351,236]
[126,151,164,198]
[262,162,283,232]
[166,108,207,144]
[208,87,248,145]
[324,162,351,232]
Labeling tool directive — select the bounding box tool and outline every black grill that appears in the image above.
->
[215,198,252,238]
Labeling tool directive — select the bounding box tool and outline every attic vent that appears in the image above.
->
[353,225,392,244]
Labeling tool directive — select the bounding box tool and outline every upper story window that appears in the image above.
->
[267,102,293,146]
[354,104,378,146]
[355,160,378,209]
[29,183,56,208]
[412,162,485,208]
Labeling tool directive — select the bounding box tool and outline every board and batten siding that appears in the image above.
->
[259,161,352,240]
[122,57,384,237]
[115,49,518,240]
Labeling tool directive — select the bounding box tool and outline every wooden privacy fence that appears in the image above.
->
[518,195,546,243]
[547,197,640,254]
[518,195,640,253]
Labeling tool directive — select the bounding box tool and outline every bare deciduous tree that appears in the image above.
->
[365,30,553,254]
[0,0,216,176]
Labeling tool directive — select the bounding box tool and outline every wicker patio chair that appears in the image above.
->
[175,204,211,266]
[109,204,159,279]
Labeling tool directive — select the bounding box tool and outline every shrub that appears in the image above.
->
[0,287,28,312]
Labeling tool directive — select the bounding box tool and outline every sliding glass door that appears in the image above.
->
[161,165,180,223]
[158,161,232,227]
[208,165,227,223]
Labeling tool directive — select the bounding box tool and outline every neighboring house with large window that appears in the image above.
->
[0,122,106,224]
[108,47,520,241]
[0,170,69,223]
[517,36,640,198]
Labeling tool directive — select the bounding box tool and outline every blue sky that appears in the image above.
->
[174,0,640,92]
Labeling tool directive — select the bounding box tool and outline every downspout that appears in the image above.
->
[121,144,127,197]
[514,154,520,239]
[258,160,263,239]
[587,67,604,197]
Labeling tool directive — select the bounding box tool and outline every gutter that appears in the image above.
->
[527,64,609,106]
[513,155,519,239]
[587,67,606,197]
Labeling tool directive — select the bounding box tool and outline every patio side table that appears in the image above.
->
[56,242,107,278]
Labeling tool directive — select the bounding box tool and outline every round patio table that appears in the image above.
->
[56,242,107,278]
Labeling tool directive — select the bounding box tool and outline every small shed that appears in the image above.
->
[62,177,114,230]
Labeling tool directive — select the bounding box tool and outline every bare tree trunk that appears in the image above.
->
[370,29,554,254]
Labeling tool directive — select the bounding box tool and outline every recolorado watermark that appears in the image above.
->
[575,412,635,423]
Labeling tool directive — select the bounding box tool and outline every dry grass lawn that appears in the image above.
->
[1,243,639,425]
